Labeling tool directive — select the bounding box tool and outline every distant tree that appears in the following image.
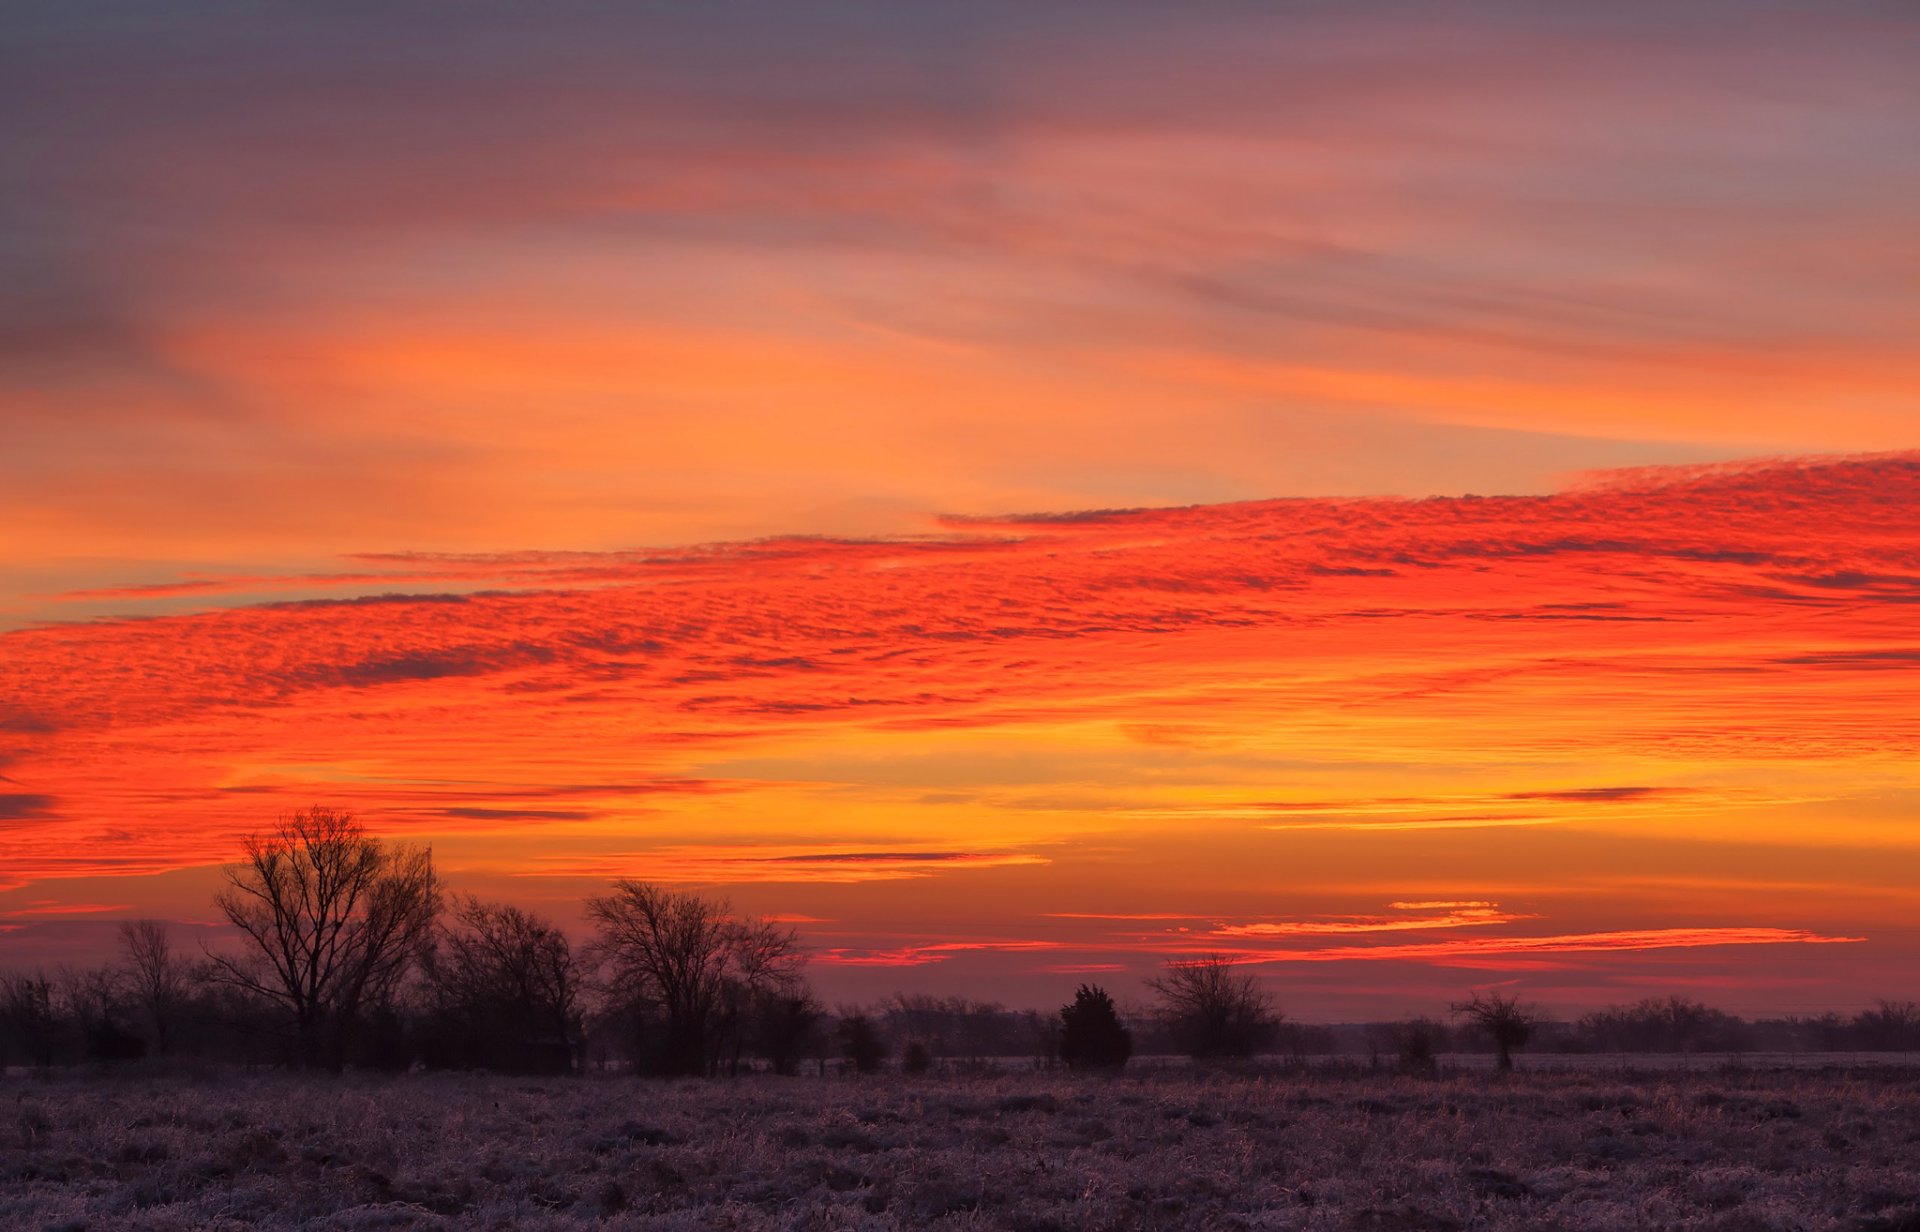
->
[585,880,801,1076]
[422,897,581,1072]
[1852,1000,1920,1052]
[61,963,144,1063]
[837,1010,888,1074]
[1148,954,1280,1060]
[1058,984,1132,1071]
[882,993,1013,1065]
[751,990,826,1076]
[1576,995,1752,1054]
[1021,1009,1061,1069]
[205,806,439,1069]
[118,920,190,1058]
[1396,1016,1444,1075]
[1452,991,1537,1071]
[0,971,63,1068]
[716,916,810,1075]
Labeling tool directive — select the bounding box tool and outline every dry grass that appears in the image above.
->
[5,1065,1920,1230]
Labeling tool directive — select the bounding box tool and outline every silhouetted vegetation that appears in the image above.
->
[1453,992,1538,1071]
[418,897,582,1072]
[205,806,439,1069]
[1058,983,1131,1071]
[585,879,803,1076]
[9,807,1920,1081]
[1395,1015,1444,1075]
[838,1011,888,1074]
[117,919,190,1058]
[1149,953,1280,1060]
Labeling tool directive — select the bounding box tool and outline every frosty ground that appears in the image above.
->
[6,1065,1920,1231]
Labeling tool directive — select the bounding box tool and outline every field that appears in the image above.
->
[6,1065,1920,1231]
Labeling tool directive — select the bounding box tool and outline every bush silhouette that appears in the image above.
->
[1397,1016,1443,1075]
[1149,954,1279,1060]
[838,1012,887,1074]
[1452,992,1537,1071]
[1058,984,1131,1071]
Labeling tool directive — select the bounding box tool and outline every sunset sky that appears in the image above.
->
[4,1,1918,1018]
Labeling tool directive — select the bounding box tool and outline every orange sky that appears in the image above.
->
[5,456,1918,1014]
[4,3,1919,1015]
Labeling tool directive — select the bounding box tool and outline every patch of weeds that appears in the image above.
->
[997,1094,1060,1115]
[618,1120,681,1145]
[115,1137,171,1165]
[108,1176,176,1213]
[908,1181,982,1219]
[1345,1205,1464,1231]
[15,1106,51,1148]
[589,1179,628,1216]
[224,1126,288,1171]
[1463,1167,1531,1199]
[819,1126,884,1153]
[1071,1117,1114,1142]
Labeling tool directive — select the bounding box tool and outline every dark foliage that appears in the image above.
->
[1058,984,1132,1071]
[204,806,439,1069]
[1148,954,1280,1060]
[1453,993,1537,1071]
[839,1012,888,1074]
[419,897,582,1073]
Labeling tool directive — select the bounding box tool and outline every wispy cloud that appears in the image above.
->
[0,453,1914,1003]
[1208,904,1532,937]
[815,940,1064,968]
[1186,928,1864,966]
[513,846,1049,885]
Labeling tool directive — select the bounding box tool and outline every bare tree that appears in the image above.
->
[118,920,190,1057]
[60,962,144,1063]
[585,880,802,1076]
[717,914,809,1075]
[1852,1000,1920,1052]
[1148,953,1280,1060]
[422,896,581,1072]
[0,971,62,1068]
[751,989,825,1076]
[1452,991,1537,1071]
[206,806,439,1069]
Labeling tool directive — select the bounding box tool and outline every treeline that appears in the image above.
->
[2,809,1916,1075]
[1347,996,1920,1066]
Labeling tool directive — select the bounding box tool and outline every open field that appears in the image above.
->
[6,1066,1920,1231]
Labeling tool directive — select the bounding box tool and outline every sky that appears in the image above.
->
[3,1,1918,1018]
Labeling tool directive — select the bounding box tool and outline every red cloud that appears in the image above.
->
[0,452,1914,1000]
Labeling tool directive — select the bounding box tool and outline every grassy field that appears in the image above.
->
[5,1065,1920,1230]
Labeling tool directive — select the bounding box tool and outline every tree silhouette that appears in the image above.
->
[1058,983,1131,1071]
[837,1010,888,1074]
[206,806,439,1069]
[422,897,581,1072]
[117,919,189,1058]
[1148,953,1279,1060]
[750,990,825,1076]
[585,880,801,1076]
[0,971,61,1068]
[1452,991,1537,1071]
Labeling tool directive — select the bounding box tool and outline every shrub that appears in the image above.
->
[1148,954,1280,1060]
[838,1012,888,1074]
[1058,984,1132,1071]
